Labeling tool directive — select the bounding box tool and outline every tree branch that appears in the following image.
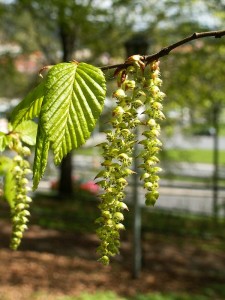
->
[100,29,225,72]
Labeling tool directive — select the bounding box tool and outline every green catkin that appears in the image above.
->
[96,61,144,265]
[10,138,32,250]
[139,60,166,206]
[96,58,166,264]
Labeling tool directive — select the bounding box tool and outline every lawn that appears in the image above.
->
[73,146,225,165]
[22,290,218,300]
[161,148,225,164]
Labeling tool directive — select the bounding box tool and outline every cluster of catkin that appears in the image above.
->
[96,58,165,264]
[10,137,32,250]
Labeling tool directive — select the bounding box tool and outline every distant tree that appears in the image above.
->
[11,0,124,195]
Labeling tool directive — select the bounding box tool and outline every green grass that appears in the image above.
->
[46,291,215,300]
[12,287,225,300]
[161,149,225,164]
[58,291,125,300]
[75,144,225,165]
[72,145,225,165]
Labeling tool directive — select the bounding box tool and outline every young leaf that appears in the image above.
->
[41,62,106,165]
[10,80,45,128]
[0,132,7,151]
[33,123,50,190]
[14,120,38,146]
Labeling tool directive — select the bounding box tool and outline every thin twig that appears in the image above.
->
[100,29,225,72]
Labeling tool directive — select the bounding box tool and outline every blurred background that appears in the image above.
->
[0,0,225,299]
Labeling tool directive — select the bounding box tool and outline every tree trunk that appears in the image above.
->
[59,152,73,196]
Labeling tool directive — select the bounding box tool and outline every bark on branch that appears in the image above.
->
[100,29,225,72]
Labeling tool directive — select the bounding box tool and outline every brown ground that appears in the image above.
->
[0,220,225,300]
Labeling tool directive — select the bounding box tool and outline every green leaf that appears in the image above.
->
[0,132,7,151]
[41,62,106,164]
[32,122,50,190]
[14,120,38,146]
[10,80,45,128]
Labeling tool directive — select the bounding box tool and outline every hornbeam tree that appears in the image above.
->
[0,29,225,264]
